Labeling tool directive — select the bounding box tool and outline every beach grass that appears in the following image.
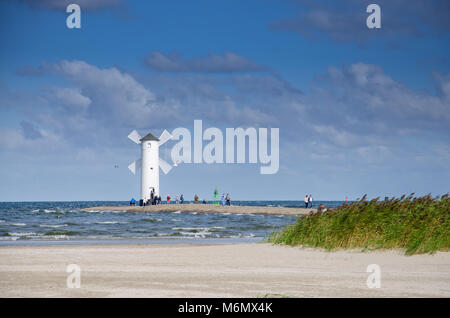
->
[269,194,450,255]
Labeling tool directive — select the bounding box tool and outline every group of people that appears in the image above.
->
[304,194,313,208]
[131,192,212,206]
[130,192,230,206]
[220,193,231,206]
[130,190,186,206]
[167,194,185,204]
[193,194,208,204]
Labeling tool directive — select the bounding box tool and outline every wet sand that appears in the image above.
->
[82,204,316,216]
[0,243,448,297]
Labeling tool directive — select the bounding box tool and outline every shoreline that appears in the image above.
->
[81,203,316,216]
[1,243,448,297]
[0,237,262,247]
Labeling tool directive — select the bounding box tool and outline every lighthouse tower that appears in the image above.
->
[128,129,173,201]
[140,133,160,201]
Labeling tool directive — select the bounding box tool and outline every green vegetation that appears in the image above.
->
[269,194,450,255]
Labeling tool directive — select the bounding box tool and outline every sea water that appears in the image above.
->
[0,201,344,245]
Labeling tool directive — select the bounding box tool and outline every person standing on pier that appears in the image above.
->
[308,194,313,208]
[304,195,308,208]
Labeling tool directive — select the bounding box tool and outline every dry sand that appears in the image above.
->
[0,243,449,297]
[82,204,316,216]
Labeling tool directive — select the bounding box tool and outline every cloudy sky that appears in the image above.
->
[0,0,449,201]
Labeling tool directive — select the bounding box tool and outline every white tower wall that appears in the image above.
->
[141,139,159,201]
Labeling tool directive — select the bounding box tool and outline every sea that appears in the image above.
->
[0,200,345,246]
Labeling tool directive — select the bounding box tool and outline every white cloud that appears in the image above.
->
[145,51,267,73]
[0,125,63,153]
[319,62,450,124]
[7,60,450,175]
[46,60,159,127]
[50,87,91,111]
[270,0,450,46]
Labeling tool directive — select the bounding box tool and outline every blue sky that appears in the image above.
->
[0,0,449,201]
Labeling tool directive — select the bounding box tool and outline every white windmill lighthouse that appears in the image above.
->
[127,129,173,201]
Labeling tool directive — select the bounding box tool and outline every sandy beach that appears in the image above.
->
[0,243,448,297]
[82,204,316,216]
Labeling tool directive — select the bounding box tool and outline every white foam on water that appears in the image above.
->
[0,236,17,241]
[8,232,37,237]
[42,235,69,240]
[172,226,223,231]
[141,218,162,223]
[94,221,129,224]
[173,227,204,231]
[0,236,20,241]
[173,211,181,214]
[171,226,225,238]
[0,220,6,223]
[10,223,26,226]
[39,224,68,228]
[155,232,171,237]
[179,231,212,238]
[230,233,255,239]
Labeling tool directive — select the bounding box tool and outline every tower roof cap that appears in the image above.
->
[140,133,159,142]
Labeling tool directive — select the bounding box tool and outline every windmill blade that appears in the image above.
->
[128,130,142,144]
[158,129,173,146]
[159,158,173,174]
[128,158,142,175]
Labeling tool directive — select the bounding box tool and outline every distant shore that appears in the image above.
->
[82,203,316,216]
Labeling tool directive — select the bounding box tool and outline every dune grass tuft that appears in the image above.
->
[269,194,450,255]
